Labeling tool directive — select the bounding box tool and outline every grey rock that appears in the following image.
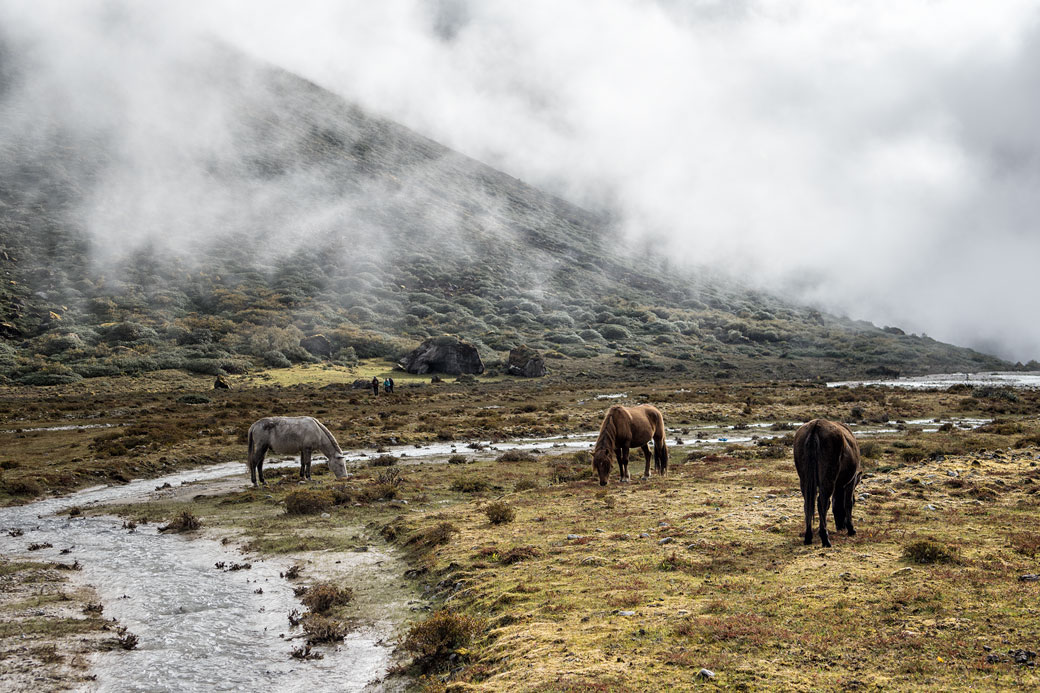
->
[658,537,674,545]
[697,668,715,680]
[399,336,484,375]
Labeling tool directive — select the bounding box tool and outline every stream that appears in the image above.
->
[0,415,993,690]
[0,464,406,692]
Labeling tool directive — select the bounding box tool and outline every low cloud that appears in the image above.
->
[4,0,1040,361]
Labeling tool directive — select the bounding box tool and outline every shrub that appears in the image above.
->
[484,502,515,525]
[159,511,202,532]
[300,582,354,614]
[496,450,535,463]
[301,613,346,644]
[513,479,537,492]
[2,476,43,496]
[902,540,957,564]
[369,455,399,467]
[263,350,292,368]
[16,372,83,386]
[499,546,540,565]
[285,489,334,516]
[405,522,459,551]
[599,324,631,340]
[401,610,484,672]
[451,478,489,493]
[447,454,470,465]
[176,394,212,405]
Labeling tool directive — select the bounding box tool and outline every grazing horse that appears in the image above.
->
[592,404,668,486]
[247,416,348,486]
[793,418,862,547]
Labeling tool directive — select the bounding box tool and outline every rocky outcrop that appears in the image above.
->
[507,345,546,377]
[213,375,231,390]
[300,334,333,358]
[400,336,484,375]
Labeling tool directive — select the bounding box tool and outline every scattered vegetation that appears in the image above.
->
[284,489,334,516]
[300,582,354,614]
[484,501,515,525]
[401,610,484,673]
[158,511,201,533]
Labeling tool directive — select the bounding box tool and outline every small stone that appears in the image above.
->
[567,534,583,540]
[1019,574,1040,582]
[595,528,605,533]
[658,522,669,527]
[320,512,331,518]
[892,567,914,577]
[697,668,715,680]
[658,537,674,545]
[947,470,959,477]
[616,610,636,616]
[639,533,651,539]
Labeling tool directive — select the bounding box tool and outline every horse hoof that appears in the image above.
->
[821,537,832,548]
[803,536,813,545]
[847,527,856,536]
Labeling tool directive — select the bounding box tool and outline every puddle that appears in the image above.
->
[0,467,406,692]
[828,371,1040,390]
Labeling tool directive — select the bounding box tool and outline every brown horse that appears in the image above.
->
[592,404,668,486]
[793,419,862,547]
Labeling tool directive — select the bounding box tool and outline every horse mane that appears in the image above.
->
[313,418,343,456]
[594,407,620,454]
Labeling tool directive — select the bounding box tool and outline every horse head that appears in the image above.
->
[328,453,349,479]
[592,448,614,486]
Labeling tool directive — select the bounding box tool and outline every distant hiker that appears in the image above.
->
[371,376,379,396]
[388,377,395,393]
[383,378,391,393]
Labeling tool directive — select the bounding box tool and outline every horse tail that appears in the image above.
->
[804,420,821,506]
[247,426,255,469]
[654,408,668,472]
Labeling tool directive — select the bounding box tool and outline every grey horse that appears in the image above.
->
[246,416,348,486]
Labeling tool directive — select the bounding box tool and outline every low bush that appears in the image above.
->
[902,540,957,564]
[447,454,470,465]
[300,582,354,614]
[176,394,212,405]
[405,522,459,551]
[301,613,346,644]
[401,609,484,673]
[484,501,515,525]
[451,477,489,493]
[369,455,399,467]
[499,545,540,564]
[285,489,334,516]
[496,450,535,463]
[159,511,202,532]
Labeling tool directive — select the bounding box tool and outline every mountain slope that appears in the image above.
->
[0,42,1010,384]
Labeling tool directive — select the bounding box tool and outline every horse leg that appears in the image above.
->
[618,447,630,482]
[817,477,836,548]
[640,444,652,479]
[301,449,311,480]
[800,478,814,545]
[254,444,269,486]
[843,471,862,536]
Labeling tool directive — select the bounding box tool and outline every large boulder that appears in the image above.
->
[400,336,484,375]
[507,345,546,377]
[300,334,333,358]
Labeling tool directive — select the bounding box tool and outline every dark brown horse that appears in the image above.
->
[793,419,862,547]
[592,404,668,486]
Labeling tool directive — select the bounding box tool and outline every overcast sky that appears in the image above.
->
[5,1,1040,362]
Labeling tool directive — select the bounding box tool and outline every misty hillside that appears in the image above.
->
[0,41,1010,385]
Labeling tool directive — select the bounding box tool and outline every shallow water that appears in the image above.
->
[0,467,402,692]
[828,371,1040,390]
